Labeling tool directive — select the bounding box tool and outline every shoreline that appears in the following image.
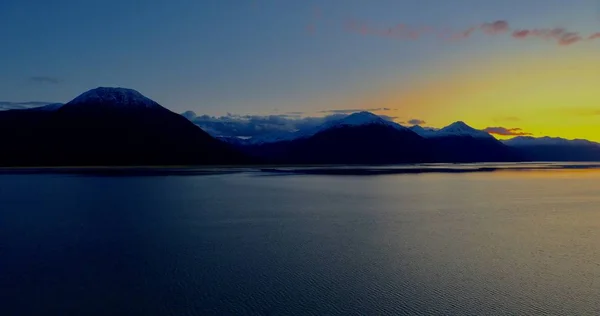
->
[1,162,600,176]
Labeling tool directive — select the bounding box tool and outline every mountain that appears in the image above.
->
[317,111,407,131]
[409,125,439,137]
[245,112,430,164]
[0,87,250,166]
[503,136,600,161]
[503,136,599,147]
[426,121,520,162]
[217,111,406,147]
[230,114,521,163]
[432,121,494,139]
[409,121,494,140]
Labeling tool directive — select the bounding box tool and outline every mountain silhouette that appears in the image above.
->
[425,121,521,162]
[0,87,250,166]
[247,121,430,164]
[235,115,520,164]
[2,90,594,166]
[503,136,600,161]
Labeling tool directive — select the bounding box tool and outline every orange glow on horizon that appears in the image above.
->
[334,46,600,141]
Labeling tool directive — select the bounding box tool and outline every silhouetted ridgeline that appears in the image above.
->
[1,87,599,167]
[0,88,251,166]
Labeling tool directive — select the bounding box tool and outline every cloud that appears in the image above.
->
[319,107,395,114]
[181,110,197,120]
[480,21,510,35]
[589,32,600,40]
[0,101,56,111]
[29,76,61,84]
[346,20,511,42]
[344,18,599,46]
[512,28,584,46]
[345,20,431,40]
[182,111,401,138]
[483,127,533,136]
[380,115,398,121]
[407,119,426,125]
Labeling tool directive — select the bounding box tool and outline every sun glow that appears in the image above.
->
[350,46,600,141]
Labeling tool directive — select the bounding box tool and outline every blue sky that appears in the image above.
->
[1,0,599,121]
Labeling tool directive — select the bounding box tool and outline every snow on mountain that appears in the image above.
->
[0,101,61,111]
[66,87,162,110]
[319,111,408,132]
[409,125,439,137]
[503,136,599,147]
[240,111,410,145]
[26,103,64,112]
[0,103,28,111]
[432,121,494,139]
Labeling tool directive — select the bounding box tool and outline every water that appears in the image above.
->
[2,168,600,315]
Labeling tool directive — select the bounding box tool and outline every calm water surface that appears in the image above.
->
[2,169,600,315]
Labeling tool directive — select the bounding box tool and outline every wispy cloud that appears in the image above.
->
[319,107,395,114]
[589,32,600,40]
[480,21,510,35]
[345,20,432,40]
[182,112,347,137]
[484,126,533,136]
[344,17,600,46]
[182,110,401,138]
[29,76,61,84]
[512,28,583,46]
[0,101,57,111]
[407,119,426,125]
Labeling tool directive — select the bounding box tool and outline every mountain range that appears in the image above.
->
[502,136,600,161]
[221,112,522,164]
[1,87,598,166]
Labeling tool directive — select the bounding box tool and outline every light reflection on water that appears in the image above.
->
[1,166,600,315]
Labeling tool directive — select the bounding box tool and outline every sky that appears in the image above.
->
[1,0,599,140]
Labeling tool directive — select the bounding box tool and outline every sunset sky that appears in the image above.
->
[1,0,599,140]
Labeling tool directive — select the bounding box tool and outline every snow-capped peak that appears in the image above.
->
[240,111,410,145]
[432,121,493,139]
[335,111,385,125]
[409,125,439,137]
[67,87,162,110]
[320,111,408,131]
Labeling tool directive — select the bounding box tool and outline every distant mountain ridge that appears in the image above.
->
[502,136,600,161]
[246,122,431,164]
[215,115,498,145]
[2,87,597,166]
[224,112,521,164]
[503,136,600,147]
[218,111,407,146]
